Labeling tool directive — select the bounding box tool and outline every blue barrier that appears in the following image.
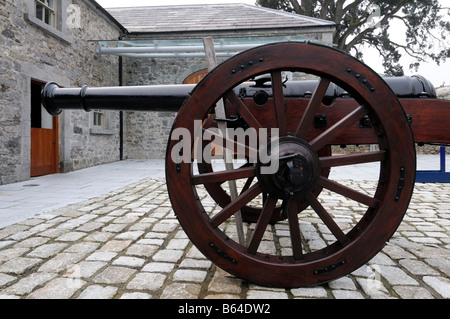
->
[416,147,450,183]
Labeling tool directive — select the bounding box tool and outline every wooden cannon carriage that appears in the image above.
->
[42,42,450,288]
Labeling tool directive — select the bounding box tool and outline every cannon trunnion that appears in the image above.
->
[42,42,450,288]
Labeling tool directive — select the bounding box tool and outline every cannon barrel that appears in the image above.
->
[42,75,436,116]
[42,82,195,116]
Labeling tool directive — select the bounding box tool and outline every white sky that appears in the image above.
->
[96,0,449,87]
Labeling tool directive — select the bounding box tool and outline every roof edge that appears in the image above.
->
[87,0,127,34]
[238,3,335,26]
[122,25,336,41]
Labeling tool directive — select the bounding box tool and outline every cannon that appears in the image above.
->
[42,42,450,288]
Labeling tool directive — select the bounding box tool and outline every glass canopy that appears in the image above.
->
[93,35,329,58]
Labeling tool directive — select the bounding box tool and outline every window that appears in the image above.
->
[35,0,56,28]
[25,0,72,44]
[93,110,105,130]
[90,111,115,135]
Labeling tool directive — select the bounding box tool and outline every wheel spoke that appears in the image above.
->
[320,151,386,167]
[202,128,258,160]
[240,176,255,195]
[192,166,256,185]
[304,192,348,244]
[317,176,379,208]
[225,90,262,129]
[247,196,278,254]
[309,105,367,151]
[295,78,331,139]
[287,200,303,260]
[210,183,262,228]
[262,192,268,206]
[271,71,287,136]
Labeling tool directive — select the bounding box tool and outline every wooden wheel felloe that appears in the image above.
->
[166,42,416,288]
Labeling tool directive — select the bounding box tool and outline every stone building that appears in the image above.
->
[0,1,335,185]
[105,3,336,159]
[0,0,124,185]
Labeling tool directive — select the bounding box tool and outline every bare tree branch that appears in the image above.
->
[289,0,302,14]
[257,0,449,75]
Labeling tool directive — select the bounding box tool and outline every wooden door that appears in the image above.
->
[30,81,59,177]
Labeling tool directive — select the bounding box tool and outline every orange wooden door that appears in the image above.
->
[30,117,59,177]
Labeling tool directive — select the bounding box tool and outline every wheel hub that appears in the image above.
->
[257,137,320,199]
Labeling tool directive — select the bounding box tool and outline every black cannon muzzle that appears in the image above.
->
[42,82,195,116]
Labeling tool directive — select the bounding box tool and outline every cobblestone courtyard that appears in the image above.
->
[0,174,449,299]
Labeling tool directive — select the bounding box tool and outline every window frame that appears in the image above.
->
[25,0,72,44]
[35,0,57,28]
[90,110,116,135]
[93,110,106,130]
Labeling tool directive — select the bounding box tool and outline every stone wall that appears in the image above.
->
[0,0,121,184]
[122,56,227,159]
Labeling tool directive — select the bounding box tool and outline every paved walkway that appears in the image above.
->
[0,160,165,229]
[0,158,449,299]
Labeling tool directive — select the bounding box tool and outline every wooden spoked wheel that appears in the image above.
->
[196,134,331,224]
[197,115,331,224]
[166,42,416,287]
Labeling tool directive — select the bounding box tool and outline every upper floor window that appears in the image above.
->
[25,0,72,44]
[35,0,56,28]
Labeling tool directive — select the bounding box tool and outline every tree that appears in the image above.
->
[256,0,450,75]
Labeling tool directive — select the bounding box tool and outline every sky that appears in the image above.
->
[96,0,449,87]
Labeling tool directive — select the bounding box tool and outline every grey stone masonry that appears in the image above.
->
[0,0,121,185]
[0,178,448,299]
[122,56,220,160]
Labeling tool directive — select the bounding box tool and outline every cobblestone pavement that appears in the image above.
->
[0,177,449,299]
